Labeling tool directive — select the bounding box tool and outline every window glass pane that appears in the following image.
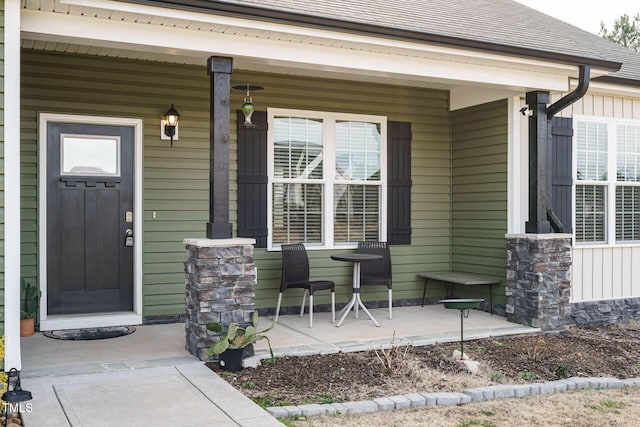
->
[616,124,640,182]
[576,122,608,181]
[335,121,381,181]
[273,117,323,179]
[575,184,606,243]
[272,183,323,244]
[616,186,640,241]
[334,184,379,243]
[61,136,119,175]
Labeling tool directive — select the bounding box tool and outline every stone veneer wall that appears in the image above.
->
[505,234,572,331]
[184,238,256,361]
[570,298,640,327]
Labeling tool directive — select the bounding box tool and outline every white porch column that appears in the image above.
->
[507,95,528,234]
[4,0,22,371]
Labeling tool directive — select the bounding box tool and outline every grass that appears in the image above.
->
[458,421,497,427]
[296,388,640,426]
[318,393,336,405]
[517,371,539,381]
[251,394,290,408]
[555,364,570,378]
[262,357,277,366]
[278,414,302,427]
[489,372,503,382]
[585,398,626,414]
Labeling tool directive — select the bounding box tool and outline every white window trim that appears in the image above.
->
[267,108,387,250]
[574,114,640,247]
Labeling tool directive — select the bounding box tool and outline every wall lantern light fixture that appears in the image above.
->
[161,104,181,146]
[233,84,264,128]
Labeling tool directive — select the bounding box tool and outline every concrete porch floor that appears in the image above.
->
[21,305,538,376]
[18,306,538,426]
[251,305,539,359]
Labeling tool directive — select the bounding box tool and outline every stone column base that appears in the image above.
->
[184,238,256,360]
[505,234,572,331]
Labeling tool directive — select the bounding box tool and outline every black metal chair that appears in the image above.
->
[357,241,393,319]
[276,243,336,328]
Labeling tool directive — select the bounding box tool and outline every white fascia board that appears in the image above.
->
[54,0,585,72]
[582,80,640,99]
[22,10,572,91]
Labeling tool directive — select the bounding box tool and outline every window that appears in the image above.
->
[61,135,120,176]
[268,109,386,249]
[575,118,640,244]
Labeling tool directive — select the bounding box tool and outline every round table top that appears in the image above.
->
[330,253,382,262]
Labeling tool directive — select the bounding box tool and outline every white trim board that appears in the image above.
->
[41,313,142,331]
[38,113,144,331]
[5,0,23,371]
[21,8,575,92]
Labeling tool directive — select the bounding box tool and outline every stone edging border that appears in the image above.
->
[266,376,640,419]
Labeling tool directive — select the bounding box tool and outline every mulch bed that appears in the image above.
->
[206,321,640,406]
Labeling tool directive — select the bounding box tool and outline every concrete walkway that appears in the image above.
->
[19,306,538,426]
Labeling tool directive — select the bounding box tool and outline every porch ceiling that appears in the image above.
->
[20,38,454,91]
[20,0,602,98]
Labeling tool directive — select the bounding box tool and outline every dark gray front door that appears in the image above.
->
[47,122,134,315]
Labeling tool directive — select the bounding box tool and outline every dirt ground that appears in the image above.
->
[207,321,640,409]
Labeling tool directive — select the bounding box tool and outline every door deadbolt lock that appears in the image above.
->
[125,228,134,247]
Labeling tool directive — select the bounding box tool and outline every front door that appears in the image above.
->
[47,122,134,315]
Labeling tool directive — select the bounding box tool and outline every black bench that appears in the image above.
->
[417,272,501,314]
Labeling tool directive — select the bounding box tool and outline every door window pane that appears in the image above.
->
[61,135,120,176]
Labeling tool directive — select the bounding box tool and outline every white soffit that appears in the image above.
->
[20,0,600,92]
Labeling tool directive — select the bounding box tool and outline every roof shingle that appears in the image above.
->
[146,0,640,83]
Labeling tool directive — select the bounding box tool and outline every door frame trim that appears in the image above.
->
[38,113,143,330]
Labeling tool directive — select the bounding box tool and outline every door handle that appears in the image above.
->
[125,229,134,247]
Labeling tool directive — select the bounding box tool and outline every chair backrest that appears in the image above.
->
[357,241,391,280]
[280,243,310,290]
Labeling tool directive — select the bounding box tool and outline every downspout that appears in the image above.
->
[547,65,591,120]
[546,65,590,232]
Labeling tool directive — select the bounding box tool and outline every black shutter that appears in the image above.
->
[387,121,412,245]
[550,117,573,233]
[237,111,268,247]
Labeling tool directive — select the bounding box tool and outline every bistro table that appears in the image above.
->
[331,253,383,327]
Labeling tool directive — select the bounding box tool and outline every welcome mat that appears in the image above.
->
[43,326,136,340]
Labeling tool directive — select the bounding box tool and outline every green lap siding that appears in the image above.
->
[21,50,453,316]
[451,99,508,304]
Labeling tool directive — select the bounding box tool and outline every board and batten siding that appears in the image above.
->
[0,0,5,333]
[451,99,509,304]
[21,50,452,315]
[551,90,640,302]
